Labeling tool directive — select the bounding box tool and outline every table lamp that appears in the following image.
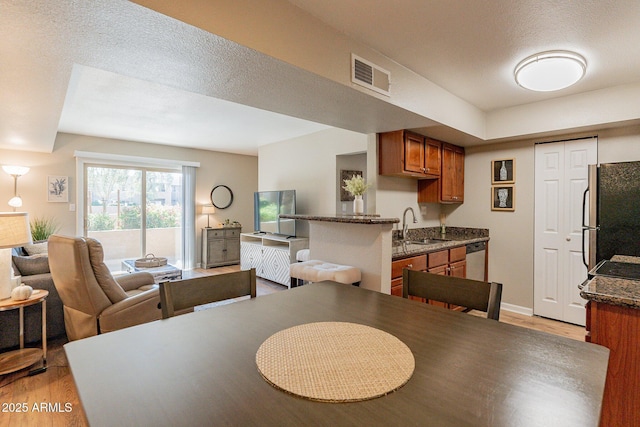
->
[202,204,216,228]
[0,212,32,299]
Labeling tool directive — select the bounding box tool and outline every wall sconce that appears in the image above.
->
[201,204,216,228]
[2,165,30,210]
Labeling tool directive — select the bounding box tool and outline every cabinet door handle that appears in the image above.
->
[407,263,413,269]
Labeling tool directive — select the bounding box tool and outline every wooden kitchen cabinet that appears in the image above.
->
[391,254,426,297]
[426,246,467,309]
[393,246,467,308]
[586,300,640,426]
[378,130,441,178]
[418,142,465,203]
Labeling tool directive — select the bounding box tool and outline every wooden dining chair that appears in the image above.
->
[402,269,503,320]
[159,268,256,319]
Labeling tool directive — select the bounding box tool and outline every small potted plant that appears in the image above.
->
[342,174,371,215]
[30,216,60,242]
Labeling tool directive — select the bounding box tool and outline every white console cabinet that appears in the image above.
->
[240,233,308,287]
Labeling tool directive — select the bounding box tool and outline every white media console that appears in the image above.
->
[240,233,308,287]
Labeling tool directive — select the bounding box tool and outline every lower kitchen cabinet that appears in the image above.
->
[426,246,467,309]
[391,254,426,298]
[586,300,640,426]
[392,246,467,307]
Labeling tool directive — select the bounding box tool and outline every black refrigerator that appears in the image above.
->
[583,160,640,270]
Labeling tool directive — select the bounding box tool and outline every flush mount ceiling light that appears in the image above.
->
[514,50,587,92]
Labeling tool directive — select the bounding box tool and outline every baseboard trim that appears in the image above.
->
[500,303,533,316]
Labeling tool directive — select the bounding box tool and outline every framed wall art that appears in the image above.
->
[491,159,515,184]
[48,175,69,202]
[491,185,515,211]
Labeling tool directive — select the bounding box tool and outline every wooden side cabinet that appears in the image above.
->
[418,142,465,203]
[379,130,441,178]
[202,227,241,268]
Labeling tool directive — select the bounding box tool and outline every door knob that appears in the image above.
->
[566,236,571,241]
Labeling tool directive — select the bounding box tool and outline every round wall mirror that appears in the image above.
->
[210,185,233,209]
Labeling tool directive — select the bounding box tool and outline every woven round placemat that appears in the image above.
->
[256,322,415,403]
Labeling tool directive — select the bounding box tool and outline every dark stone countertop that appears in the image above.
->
[280,214,399,225]
[392,227,489,260]
[580,255,640,309]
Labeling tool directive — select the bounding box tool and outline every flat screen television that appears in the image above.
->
[253,190,296,237]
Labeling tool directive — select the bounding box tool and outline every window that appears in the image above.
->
[75,150,199,273]
[85,165,183,271]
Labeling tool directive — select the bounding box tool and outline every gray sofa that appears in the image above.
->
[0,244,66,351]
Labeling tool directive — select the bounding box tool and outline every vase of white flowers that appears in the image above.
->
[342,174,370,215]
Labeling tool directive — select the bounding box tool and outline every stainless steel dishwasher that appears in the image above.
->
[466,241,486,281]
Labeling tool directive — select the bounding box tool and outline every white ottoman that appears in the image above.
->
[289,260,361,288]
[296,249,310,262]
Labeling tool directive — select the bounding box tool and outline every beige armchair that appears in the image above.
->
[48,235,161,341]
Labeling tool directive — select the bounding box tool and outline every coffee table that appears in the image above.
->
[121,259,182,282]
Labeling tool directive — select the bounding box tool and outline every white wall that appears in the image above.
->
[375,176,443,232]
[447,140,534,309]
[258,127,368,236]
[0,132,258,265]
[597,125,640,163]
[451,124,640,310]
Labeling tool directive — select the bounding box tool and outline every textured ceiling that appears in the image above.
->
[1,0,640,154]
[288,0,640,111]
[58,66,331,155]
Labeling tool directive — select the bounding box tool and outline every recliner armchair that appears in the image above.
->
[48,235,161,341]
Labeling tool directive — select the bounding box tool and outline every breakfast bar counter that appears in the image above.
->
[281,214,399,293]
[280,213,399,224]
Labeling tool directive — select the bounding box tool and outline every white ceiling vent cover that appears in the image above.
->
[351,54,390,96]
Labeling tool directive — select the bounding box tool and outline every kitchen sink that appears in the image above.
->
[398,238,450,245]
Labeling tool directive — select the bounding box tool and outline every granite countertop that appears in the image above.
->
[580,255,640,309]
[392,227,489,260]
[280,214,399,225]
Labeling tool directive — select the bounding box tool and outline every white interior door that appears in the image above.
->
[534,138,597,325]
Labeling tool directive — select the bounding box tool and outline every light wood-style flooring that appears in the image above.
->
[0,267,584,427]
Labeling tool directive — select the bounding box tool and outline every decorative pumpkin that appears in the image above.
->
[11,284,33,301]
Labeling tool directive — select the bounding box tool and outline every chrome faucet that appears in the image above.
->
[402,207,417,240]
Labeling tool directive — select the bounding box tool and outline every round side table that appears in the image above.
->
[0,289,48,375]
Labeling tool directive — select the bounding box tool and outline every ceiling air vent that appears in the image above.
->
[351,54,390,96]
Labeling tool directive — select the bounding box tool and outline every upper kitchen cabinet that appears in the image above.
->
[418,143,465,203]
[378,130,441,178]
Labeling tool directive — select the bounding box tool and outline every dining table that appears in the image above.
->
[64,281,609,426]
